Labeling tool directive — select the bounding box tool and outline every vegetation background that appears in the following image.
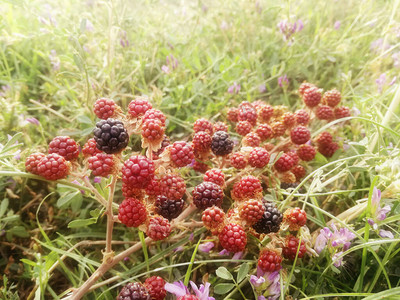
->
[0,0,399,299]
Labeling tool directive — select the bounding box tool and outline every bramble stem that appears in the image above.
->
[81,175,108,207]
[105,175,117,257]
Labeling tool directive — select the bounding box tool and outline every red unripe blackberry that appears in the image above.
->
[143,109,166,126]
[193,118,213,135]
[292,165,306,181]
[248,147,270,168]
[283,235,307,260]
[286,151,299,166]
[238,101,253,110]
[256,124,273,141]
[235,121,253,136]
[202,206,225,231]
[219,223,247,252]
[230,152,247,169]
[122,155,155,189]
[48,136,79,161]
[88,153,115,177]
[252,100,266,109]
[242,132,261,147]
[152,135,170,159]
[283,207,307,231]
[37,153,70,180]
[25,153,45,175]
[295,109,310,126]
[192,181,224,209]
[252,201,283,234]
[128,98,152,118]
[94,119,129,154]
[258,250,282,272]
[159,174,186,200]
[203,168,225,187]
[227,107,239,123]
[144,276,166,300]
[211,131,234,156]
[298,82,316,96]
[122,183,145,200]
[297,144,316,161]
[282,112,296,128]
[213,121,228,132]
[279,171,296,184]
[290,126,311,145]
[192,160,210,173]
[271,122,286,137]
[170,141,194,168]
[82,138,102,157]
[231,175,263,201]
[145,178,161,197]
[274,153,295,172]
[155,195,184,220]
[322,89,341,107]
[117,282,151,300]
[303,87,321,108]
[258,105,274,122]
[239,199,264,225]
[334,106,351,119]
[238,105,257,126]
[316,105,334,121]
[141,119,164,142]
[318,142,339,158]
[94,98,116,120]
[316,131,333,145]
[146,216,171,240]
[118,198,147,227]
[192,131,212,153]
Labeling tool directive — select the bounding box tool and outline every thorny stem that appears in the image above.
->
[105,175,118,258]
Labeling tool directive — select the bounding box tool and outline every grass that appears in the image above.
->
[0,0,400,299]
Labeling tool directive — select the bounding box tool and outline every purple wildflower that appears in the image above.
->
[71,179,85,194]
[250,275,266,288]
[189,233,194,241]
[173,246,184,252]
[119,30,130,48]
[259,84,267,93]
[198,242,215,253]
[389,76,397,86]
[161,65,170,74]
[232,251,244,260]
[370,38,390,54]
[26,117,40,126]
[332,251,344,267]
[165,281,214,300]
[220,21,229,30]
[376,73,386,93]
[13,150,21,161]
[250,269,281,300]
[228,82,241,94]
[0,85,11,97]
[190,281,215,300]
[219,249,230,256]
[166,54,178,71]
[255,1,262,14]
[334,21,341,30]
[49,50,60,71]
[379,230,394,239]
[93,177,102,184]
[278,75,289,88]
[278,19,304,43]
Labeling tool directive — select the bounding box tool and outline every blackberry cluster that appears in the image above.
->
[93,118,129,154]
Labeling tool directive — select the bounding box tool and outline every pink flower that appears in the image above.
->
[278,75,289,88]
[228,82,241,94]
[198,242,214,253]
[334,21,341,30]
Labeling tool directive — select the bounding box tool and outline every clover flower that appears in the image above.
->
[278,19,303,44]
[278,75,289,88]
[367,187,393,239]
[314,224,356,267]
[165,280,215,300]
[250,267,281,300]
[227,82,241,94]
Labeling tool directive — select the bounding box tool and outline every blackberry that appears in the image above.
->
[211,131,234,156]
[280,182,298,189]
[117,282,151,300]
[192,181,224,209]
[93,118,129,154]
[252,201,283,234]
[155,196,184,220]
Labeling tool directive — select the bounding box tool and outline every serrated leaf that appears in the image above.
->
[214,283,235,294]
[216,266,233,280]
[68,218,97,228]
[0,198,9,217]
[237,263,249,283]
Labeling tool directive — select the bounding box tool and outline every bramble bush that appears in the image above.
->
[0,1,400,299]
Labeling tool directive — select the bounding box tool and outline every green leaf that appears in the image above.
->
[237,263,249,283]
[214,283,235,294]
[216,266,233,280]
[68,218,97,228]
[57,191,81,208]
[9,226,29,237]
[0,198,9,217]
[20,258,36,267]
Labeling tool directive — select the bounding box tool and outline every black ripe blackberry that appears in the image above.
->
[211,131,234,156]
[117,282,151,300]
[252,201,283,234]
[93,118,129,154]
[192,181,224,210]
[155,196,184,220]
